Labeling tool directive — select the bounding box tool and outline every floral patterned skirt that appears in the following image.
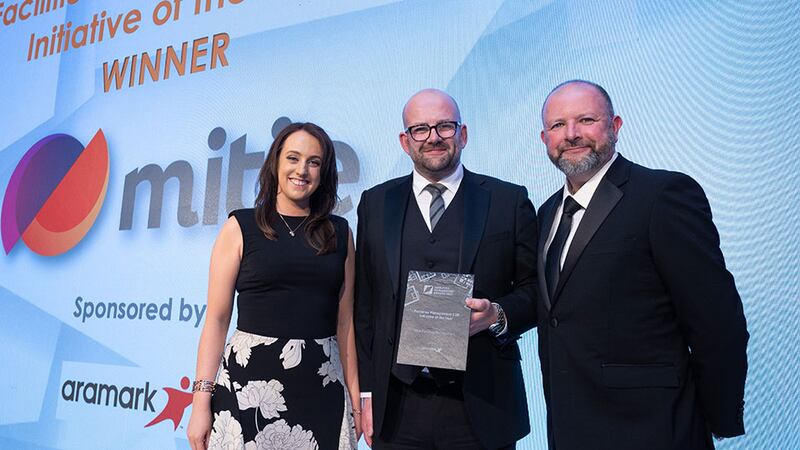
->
[208,330,356,450]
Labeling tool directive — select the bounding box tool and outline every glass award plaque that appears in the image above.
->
[395,271,474,371]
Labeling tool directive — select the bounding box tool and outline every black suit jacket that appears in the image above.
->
[355,169,538,449]
[537,155,748,450]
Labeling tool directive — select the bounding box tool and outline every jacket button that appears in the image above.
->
[426,261,434,268]
[429,237,436,244]
[549,317,559,328]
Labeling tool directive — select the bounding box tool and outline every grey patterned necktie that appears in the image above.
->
[424,183,446,230]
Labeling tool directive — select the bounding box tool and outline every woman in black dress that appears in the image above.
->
[187,122,360,449]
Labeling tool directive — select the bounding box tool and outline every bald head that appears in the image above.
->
[402,89,462,128]
[398,88,467,182]
[541,80,615,126]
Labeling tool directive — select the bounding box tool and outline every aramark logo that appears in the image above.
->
[58,367,196,430]
[1,130,109,256]
[61,377,157,412]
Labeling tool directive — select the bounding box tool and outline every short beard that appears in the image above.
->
[553,129,616,177]
[419,151,452,172]
[414,144,457,178]
[556,149,602,176]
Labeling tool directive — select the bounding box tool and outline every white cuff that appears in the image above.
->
[360,392,372,398]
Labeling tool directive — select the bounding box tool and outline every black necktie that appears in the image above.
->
[424,183,446,230]
[545,196,583,300]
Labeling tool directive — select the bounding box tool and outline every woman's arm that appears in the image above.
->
[337,227,362,440]
[187,217,242,450]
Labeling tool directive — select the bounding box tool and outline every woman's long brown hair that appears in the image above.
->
[254,122,338,254]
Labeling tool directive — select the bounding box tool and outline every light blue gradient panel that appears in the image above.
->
[0,7,62,151]
[0,287,134,449]
[0,0,798,449]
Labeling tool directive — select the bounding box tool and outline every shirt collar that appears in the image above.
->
[412,163,464,197]
[561,152,618,209]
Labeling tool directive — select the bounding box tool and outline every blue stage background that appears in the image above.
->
[1,1,798,448]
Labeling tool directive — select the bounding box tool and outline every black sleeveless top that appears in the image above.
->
[229,209,348,339]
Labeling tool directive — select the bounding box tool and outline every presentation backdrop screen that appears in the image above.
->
[1,1,798,448]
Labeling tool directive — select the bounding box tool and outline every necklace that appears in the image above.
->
[278,213,309,237]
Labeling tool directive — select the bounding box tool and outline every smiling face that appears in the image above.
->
[540,82,623,190]
[399,89,468,182]
[276,130,324,213]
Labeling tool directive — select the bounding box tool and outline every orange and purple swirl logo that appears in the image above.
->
[1,130,109,256]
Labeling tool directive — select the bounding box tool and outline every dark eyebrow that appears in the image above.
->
[409,120,457,127]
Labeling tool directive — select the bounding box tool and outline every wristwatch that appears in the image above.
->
[488,302,506,336]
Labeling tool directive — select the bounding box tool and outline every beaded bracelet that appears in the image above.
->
[192,380,216,393]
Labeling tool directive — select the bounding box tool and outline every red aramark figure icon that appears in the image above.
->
[145,376,194,430]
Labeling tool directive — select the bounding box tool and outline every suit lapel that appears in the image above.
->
[384,176,412,296]
[459,170,489,273]
[552,156,631,305]
[537,192,561,311]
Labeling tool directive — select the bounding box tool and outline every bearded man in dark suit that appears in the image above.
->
[355,89,538,449]
[536,80,748,450]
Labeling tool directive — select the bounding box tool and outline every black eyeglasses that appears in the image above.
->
[405,121,460,142]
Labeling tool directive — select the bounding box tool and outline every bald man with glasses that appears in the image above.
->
[354,89,538,449]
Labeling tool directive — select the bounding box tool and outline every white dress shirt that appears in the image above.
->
[411,163,464,231]
[544,152,618,269]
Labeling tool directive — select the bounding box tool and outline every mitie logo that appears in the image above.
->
[1,119,359,252]
[1,130,110,256]
[118,117,360,230]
